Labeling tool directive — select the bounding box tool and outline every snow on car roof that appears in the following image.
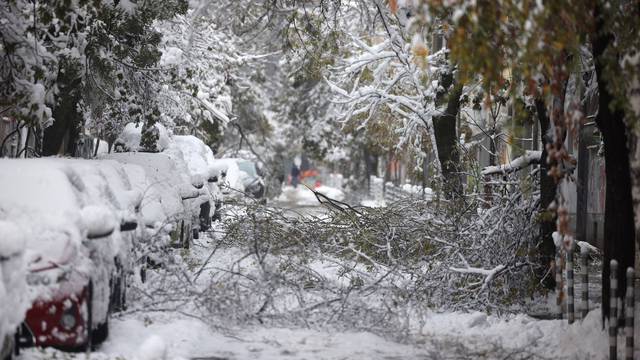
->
[0,159,82,222]
[101,152,187,223]
[45,158,123,212]
[171,135,216,177]
[103,152,183,187]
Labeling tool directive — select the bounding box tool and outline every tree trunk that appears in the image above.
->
[592,3,636,320]
[433,83,464,196]
[535,98,557,290]
[43,61,83,156]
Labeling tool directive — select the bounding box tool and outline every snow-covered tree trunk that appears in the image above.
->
[433,82,463,196]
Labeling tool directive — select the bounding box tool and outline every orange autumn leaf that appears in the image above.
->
[389,0,398,14]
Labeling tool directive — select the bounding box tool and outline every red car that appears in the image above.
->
[0,159,138,350]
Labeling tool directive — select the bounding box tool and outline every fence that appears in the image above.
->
[368,175,433,204]
[553,235,637,359]
[325,173,344,190]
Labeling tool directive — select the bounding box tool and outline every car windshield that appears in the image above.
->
[236,161,257,177]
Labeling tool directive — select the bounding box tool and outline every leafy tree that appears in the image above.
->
[410,0,639,319]
[1,0,188,155]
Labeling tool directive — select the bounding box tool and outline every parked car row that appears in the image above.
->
[0,158,140,354]
[0,123,269,356]
[0,135,226,356]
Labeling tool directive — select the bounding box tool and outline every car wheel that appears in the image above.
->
[120,273,127,311]
[111,273,125,313]
[83,283,93,352]
[183,222,191,249]
[140,265,147,284]
[90,282,109,347]
[91,318,109,348]
[13,329,20,357]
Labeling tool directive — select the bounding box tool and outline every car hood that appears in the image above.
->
[26,232,79,273]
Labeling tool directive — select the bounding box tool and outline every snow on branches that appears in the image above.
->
[481,150,542,176]
[327,1,460,178]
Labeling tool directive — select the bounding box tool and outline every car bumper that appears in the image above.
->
[24,283,90,348]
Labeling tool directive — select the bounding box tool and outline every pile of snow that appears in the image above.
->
[277,185,345,206]
[135,335,168,360]
[413,309,607,359]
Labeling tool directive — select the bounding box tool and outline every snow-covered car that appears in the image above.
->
[211,158,265,200]
[102,152,200,248]
[0,159,135,350]
[168,135,224,227]
[163,139,211,238]
[0,221,28,359]
[48,158,142,314]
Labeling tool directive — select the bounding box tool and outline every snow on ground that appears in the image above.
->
[14,200,609,360]
[18,306,608,359]
[361,199,386,207]
[18,223,610,360]
[277,185,345,206]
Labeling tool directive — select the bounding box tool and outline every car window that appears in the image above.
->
[236,161,257,177]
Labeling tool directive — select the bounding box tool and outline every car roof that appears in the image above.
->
[101,152,187,222]
[0,159,82,220]
[171,135,216,177]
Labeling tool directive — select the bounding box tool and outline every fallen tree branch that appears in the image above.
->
[482,150,542,176]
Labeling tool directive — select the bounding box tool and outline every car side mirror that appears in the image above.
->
[125,190,143,212]
[82,206,116,240]
[180,185,200,200]
[191,175,204,189]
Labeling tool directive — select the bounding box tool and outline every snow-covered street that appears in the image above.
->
[18,220,608,360]
[17,307,610,360]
